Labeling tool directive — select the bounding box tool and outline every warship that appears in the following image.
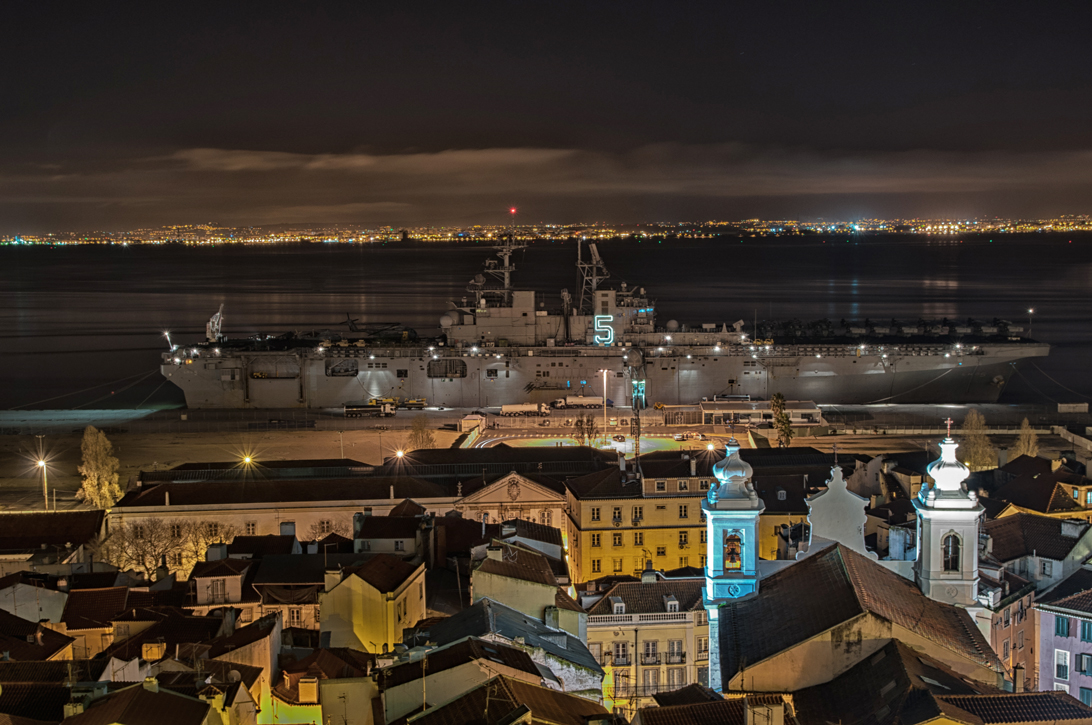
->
[161,238,1050,409]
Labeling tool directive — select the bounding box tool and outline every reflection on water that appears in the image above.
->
[1,235,1090,408]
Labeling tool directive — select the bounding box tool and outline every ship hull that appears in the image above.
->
[161,342,1049,409]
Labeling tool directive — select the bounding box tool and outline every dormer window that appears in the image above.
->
[610,596,625,615]
[664,594,679,613]
[777,489,787,501]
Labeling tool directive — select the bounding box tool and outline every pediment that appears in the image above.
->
[460,472,564,505]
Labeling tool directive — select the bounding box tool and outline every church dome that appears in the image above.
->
[713,439,753,487]
[926,438,971,492]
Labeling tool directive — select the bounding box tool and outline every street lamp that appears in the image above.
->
[37,460,48,511]
[599,369,609,445]
[1028,308,1035,337]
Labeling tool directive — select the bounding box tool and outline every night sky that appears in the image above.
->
[4,1,1092,231]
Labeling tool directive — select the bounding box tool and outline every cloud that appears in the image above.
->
[3,142,1092,230]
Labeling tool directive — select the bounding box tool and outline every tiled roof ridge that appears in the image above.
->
[840,545,998,670]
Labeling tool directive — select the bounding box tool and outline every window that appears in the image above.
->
[133,525,145,539]
[632,506,643,521]
[289,608,302,627]
[695,611,707,625]
[644,640,658,657]
[239,608,252,623]
[613,558,623,572]
[360,540,372,551]
[1003,608,1010,628]
[614,641,629,664]
[700,511,706,523]
[679,531,689,546]
[592,559,601,573]
[612,507,622,521]
[678,557,688,567]
[700,555,707,567]
[1082,688,1092,707]
[777,489,787,501]
[700,530,707,544]
[245,521,256,536]
[589,642,602,664]
[679,480,689,491]
[209,579,226,603]
[634,532,644,546]
[724,533,743,571]
[613,532,623,547]
[169,524,182,538]
[395,540,405,552]
[699,480,709,491]
[542,511,552,526]
[1057,683,1070,693]
[697,637,709,655]
[591,507,601,522]
[318,520,332,535]
[591,533,601,547]
[1057,649,1071,681]
[942,534,960,572]
[207,522,220,538]
[169,552,183,567]
[643,668,660,694]
[1057,616,1071,638]
[679,505,688,519]
[486,369,498,378]
[656,481,666,492]
[1003,639,1010,659]
[1080,654,1092,674]
[615,671,630,698]
[656,547,666,556]
[397,369,408,378]
[1083,621,1092,642]
[697,666,709,687]
[281,521,295,536]
[427,359,467,378]
[1043,560,1054,576]
[1018,630,1024,649]
[667,668,686,687]
[1087,491,1092,506]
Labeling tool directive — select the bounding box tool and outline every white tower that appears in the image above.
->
[913,435,983,606]
[703,440,764,692]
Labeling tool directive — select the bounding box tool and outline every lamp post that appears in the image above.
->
[600,369,609,446]
[37,460,48,511]
[1028,308,1035,337]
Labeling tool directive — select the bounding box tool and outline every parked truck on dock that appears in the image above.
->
[551,396,608,409]
[344,402,397,418]
[500,403,551,417]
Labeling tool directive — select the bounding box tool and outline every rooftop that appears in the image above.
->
[0,609,75,661]
[402,675,607,725]
[379,638,541,690]
[984,513,1089,562]
[474,544,558,588]
[62,680,211,725]
[587,579,703,615]
[0,510,105,553]
[345,554,420,593]
[718,544,1002,684]
[226,534,299,558]
[1038,569,1092,614]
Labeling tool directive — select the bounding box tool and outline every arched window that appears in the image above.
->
[724,534,742,571]
[943,534,960,572]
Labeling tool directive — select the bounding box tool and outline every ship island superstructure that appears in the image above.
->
[161,237,1050,409]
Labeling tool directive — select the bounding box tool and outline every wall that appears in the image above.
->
[195,574,247,607]
[0,582,67,624]
[989,591,1036,689]
[320,565,426,652]
[320,677,377,725]
[1038,609,1092,700]
[471,569,556,621]
[384,661,534,723]
[725,612,1003,693]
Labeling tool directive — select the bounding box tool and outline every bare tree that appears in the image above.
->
[76,426,123,509]
[571,414,600,447]
[406,415,436,451]
[306,519,351,540]
[98,518,237,577]
[1012,417,1040,459]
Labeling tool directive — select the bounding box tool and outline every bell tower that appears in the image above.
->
[913,431,983,606]
[703,439,764,691]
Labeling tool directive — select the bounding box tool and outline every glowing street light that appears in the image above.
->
[396,450,405,459]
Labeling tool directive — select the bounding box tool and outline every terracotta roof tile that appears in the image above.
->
[0,660,107,684]
[390,499,428,517]
[651,683,722,707]
[474,545,557,588]
[61,587,131,630]
[985,513,1089,562]
[993,474,1083,515]
[718,544,1002,685]
[636,696,786,725]
[500,519,563,548]
[405,675,607,725]
[937,691,1092,723]
[0,609,74,661]
[0,510,105,552]
[1038,569,1092,614]
[189,558,251,579]
[347,553,419,593]
[554,588,585,613]
[587,579,703,615]
[62,681,211,725]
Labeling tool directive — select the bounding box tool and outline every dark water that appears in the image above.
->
[2,234,1091,410]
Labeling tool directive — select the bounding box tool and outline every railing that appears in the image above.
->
[641,654,660,666]
[610,685,679,699]
[695,651,709,662]
[611,656,631,667]
[589,612,692,625]
[666,652,686,665]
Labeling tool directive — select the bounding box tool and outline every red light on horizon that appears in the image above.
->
[509,207,517,214]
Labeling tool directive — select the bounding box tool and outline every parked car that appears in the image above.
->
[673,433,687,441]
[612,434,626,442]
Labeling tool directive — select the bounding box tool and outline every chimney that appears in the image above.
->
[1013,663,1025,692]
[63,702,86,717]
[486,545,503,561]
[390,484,395,500]
[690,458,696,476]
[164,491,170,507]
[143,676,159,693]
[619,454,626,472]
[298,676,319,704]
[155,556,169,582]
[641,560,657,583]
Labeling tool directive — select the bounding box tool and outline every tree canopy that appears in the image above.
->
[76,425,123,509]
[959,410,996,471]
[1012,417,1040,459]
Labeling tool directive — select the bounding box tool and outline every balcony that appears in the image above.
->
[695,651,709,662]
[666,652,686,665]
[641,653,661,666]
[611,656,631,667]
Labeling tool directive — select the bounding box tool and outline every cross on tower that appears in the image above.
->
[944,417,954,437]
